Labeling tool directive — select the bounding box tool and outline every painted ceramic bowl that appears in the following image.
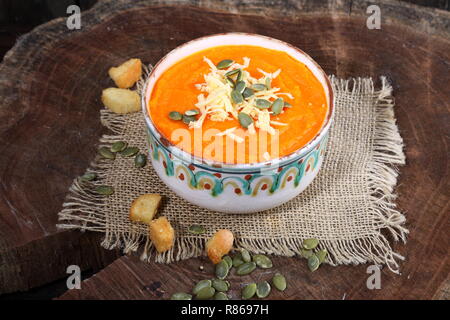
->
[142,33,334,213]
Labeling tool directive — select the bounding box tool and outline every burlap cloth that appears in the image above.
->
[57,74,407,273]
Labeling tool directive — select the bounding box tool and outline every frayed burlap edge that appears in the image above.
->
[57,68,407,273]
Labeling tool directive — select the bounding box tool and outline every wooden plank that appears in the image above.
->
[1,0,449,297]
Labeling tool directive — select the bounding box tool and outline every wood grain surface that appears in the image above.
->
[0,0,449,299]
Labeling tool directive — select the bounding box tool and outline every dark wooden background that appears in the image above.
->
[0,0,449,300]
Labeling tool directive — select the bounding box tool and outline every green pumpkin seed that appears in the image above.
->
[242,87,254,99]
[232,254,244,268]
[212,279,229,292]
[235,81,246,93]
[225,69,240,77]
[215,260,229,279]
[240,249,251,263]
[196,286,215,300]
[182,114,197,124]
[242,283,257,300]
[216,59,234,69]
[272,273,287,291]
[271,98,284,115]
[308,254,320,272]
[99,147,115,160]
[236,69,243,82]
[236,262,256,276]
[111,141,127,153]
[255,99,271,109]
[301,249,314,259]
[284,102,293,108]
[226,77,235,87]
[253,254,273,269]
[303,238,319,250]
[168,111,183,121]
[134,153,147,168]
[316,249,328,264]
[256,281,271,298]
[223,256,233,270]
[95,185,114,195]
[251,83,267,91]
[265,77,272,89]
[120,146,139,157]
[188,224,206,235]
[80,172,96,181]
[171,292,192,300]
[231,90,244,104]
[214,292,229,300]
[185,109,199,116]
[192,279,212,295]
[238,112,253,129]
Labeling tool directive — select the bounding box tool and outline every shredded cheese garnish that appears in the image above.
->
[189,56,295,138]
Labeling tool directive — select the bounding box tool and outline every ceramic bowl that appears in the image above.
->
[142,33,334,213]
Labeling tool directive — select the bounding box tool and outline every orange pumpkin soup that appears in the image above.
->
[148,45,328,164]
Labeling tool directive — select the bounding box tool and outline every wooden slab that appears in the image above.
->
[1,0,449,298]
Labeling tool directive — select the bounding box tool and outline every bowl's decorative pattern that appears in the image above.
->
[147,132,328,197]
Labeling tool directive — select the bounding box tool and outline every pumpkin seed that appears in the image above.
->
[196,286,215,300]
[216,59,234,69]
[80,172,96,181]
[120,146,139,157]
[303,238,319,250]
[215,260,229,279]
[111,141,127,153]
[272,273,287,291]
[232,254,244,268]
[223,256,233,270]
[236,262,256,276]
[316,249,328,264]
[185,109,199,116]
[284,101,292,108]
[301,249,314,259]
[231,90,244,104]
[236,69,243,82]
[212,279,229,292]
[255,99,271,109]
[99,147,115,160]
[253,254,273,269]
[192,279,212,295]
[240,249,251,263]
[168,111,183,121]
[182,114,197,124]
[308,254,320,272]
[235,81,246,93]
[238,112,253,129]
[171,292,192,300]
[226,77,235,87]
[188,224,206,235]
[265,77,272,89]
[242,87,254,99]
[256,281,271,298]
[225,69,240,77]
[242,283,257,300]
[95,185,114,195]
[134,153,147,168]
[271,98,284,115]
[214,292,229,300]
[251,83,267,91]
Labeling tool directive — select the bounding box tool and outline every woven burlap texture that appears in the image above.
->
[57,75,407,273]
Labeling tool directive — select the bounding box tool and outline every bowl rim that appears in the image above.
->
[141,32,334,173]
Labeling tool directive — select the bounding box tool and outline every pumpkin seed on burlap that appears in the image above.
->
[242,283,257,300]
[188,224,206,235]
[240,249,251,263]
[316,249,328,263]
[303,238,319,250]
[120,146,139,157]
[212,279,229,292]
[134,153,147,168]
[301,249,314,259]
[171,292,192,300]
[308,254,320,272]
[99,147,115,160]
[80,172,96,181]
[253,254,273,269]
[111,141,127,153]
[95,185,114,195]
